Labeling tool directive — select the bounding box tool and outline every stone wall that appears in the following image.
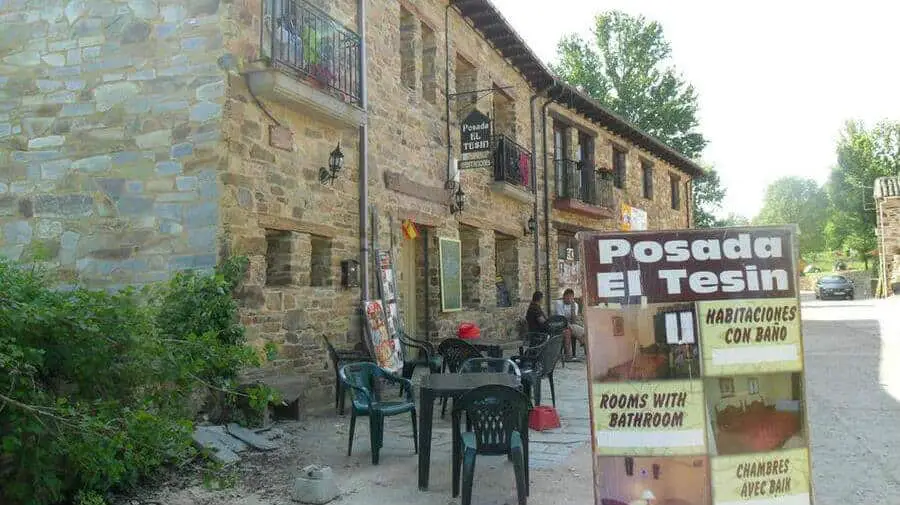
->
[877,198,900,295]
[0,0,226,288]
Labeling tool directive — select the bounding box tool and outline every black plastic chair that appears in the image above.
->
[437,338,484,417]
[339,362,417,465]
[517,335,564,407]
[324,336,372,415]
[546,315,570,366]
[458,357,521,376]
[398,330,442,382]
[451,384,530,505]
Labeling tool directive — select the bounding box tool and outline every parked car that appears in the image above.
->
[814,275,855,300]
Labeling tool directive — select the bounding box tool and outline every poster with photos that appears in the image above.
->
[578,225,814,505]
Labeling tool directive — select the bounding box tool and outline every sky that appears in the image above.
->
[490,0,900,219]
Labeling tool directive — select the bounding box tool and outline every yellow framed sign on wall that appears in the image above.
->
[438,237,462,312]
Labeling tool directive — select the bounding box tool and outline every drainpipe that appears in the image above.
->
[358,0,369,301]
[444,4,452,185]
[541,83,557,313]
[530,93,540,294]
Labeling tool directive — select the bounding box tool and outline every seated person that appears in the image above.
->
[554,288,585,359]
[526,291,549,333]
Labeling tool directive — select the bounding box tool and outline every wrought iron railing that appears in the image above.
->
[263,0,362,106]
[492,134,534,193]
[555,159,615,208]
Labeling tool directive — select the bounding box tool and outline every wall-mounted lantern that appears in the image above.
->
[524,216,536,236]
[318,142,345,185]
[340,259,360,288]
[450,186,466,214]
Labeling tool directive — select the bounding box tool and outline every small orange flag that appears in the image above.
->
[402,219,419,240]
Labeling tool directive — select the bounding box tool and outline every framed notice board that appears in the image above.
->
[578,225,814,505]
[438,237,462,312]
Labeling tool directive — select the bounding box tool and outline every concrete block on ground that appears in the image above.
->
[291,465,340,504]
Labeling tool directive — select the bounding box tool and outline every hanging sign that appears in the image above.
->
[578,225,814,505]
[460,109,491,154]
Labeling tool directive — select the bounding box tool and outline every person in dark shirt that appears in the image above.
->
[526,291,549,333]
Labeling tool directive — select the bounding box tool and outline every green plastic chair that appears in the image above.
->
[339,362,418,465]
[451,384,530,505]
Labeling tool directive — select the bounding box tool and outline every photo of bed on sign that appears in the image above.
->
[593,455,711,505]
[705,373,806,456]
[586,303,702,382]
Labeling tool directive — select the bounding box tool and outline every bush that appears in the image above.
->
[0,256,265,505]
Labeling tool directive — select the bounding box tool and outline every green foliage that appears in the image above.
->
[753,176,830,255]
[825,120,900,267]
[0,256,264,505]
[552,11,707,158]
[692,166,726,228]
[716,213,751,227]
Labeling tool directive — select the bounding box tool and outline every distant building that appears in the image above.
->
[875,176,900,295]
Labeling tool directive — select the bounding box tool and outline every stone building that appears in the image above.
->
[0,0,701,408]
[875,176,900,295]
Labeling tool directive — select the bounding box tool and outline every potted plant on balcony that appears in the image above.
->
[300,24,336,91]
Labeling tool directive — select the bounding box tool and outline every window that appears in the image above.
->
[421,22,436,103]
[492,84,516,138]
[662,310,695,344]
[265,230,294,286]
[719,378,735,397]
[748,377,760,395]
[399,7,416,89]
[670,173,681,210]
[612,147,627,189]
[557,232,579,262]
[495,232,518,307]
[454,54,476,122]
[642,160,654,199]
[309,235,333,287]
[460,225,480,306]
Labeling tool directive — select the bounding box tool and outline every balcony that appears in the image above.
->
[249,0,366,127]
[490,134,534,204]
[554,159,616,218]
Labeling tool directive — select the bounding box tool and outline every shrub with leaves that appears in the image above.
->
[0,256,264,505]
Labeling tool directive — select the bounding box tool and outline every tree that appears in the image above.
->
[753,177,830,256]
[825,120,900,269]
[717,213,751,227]
[691,166,726,228]
[552,11,707,158]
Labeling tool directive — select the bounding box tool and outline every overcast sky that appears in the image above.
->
[491,0,900,219]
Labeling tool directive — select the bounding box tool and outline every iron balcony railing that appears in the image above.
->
[492,134,535,193]
[264,0,362,106]
[555,159,615,208]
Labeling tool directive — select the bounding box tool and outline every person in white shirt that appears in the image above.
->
[554,288,585,359]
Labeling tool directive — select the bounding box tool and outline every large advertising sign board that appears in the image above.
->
[579,226,813,505]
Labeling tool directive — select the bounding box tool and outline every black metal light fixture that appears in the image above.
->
[450,186,466,214]
[524,216,536,236]
[318,142,345,185]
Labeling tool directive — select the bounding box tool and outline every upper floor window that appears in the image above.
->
[399,6,416,90]
[642,160,654,199]
[454,54,477,122]
[670,173,681,210]
[612,147,627,189]
[421,22,436,103]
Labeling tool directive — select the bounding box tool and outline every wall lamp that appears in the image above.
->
[318,142,345,185]
[524,216,536,236]
[450,186,466,214]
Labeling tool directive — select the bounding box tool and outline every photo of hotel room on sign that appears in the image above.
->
[586,303,701,382]
[706,373,806,456]
[593,455,711,505]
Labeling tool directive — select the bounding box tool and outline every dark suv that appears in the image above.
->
[814,275,854,300]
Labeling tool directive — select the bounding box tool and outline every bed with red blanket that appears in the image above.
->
[715,401,801,454]
[597,354,668,382]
